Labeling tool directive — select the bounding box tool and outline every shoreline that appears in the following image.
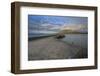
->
[28,36,87,60]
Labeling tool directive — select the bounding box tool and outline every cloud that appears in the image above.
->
[60,24,87,31]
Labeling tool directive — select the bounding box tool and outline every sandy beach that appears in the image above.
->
[28,36,87,60]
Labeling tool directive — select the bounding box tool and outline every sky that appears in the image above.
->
[28,15,88,33]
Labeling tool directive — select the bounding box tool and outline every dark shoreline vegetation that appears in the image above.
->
[28,34,56,41]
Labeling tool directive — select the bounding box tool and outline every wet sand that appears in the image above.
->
[28,36,87,60]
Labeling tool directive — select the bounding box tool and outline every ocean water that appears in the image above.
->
[28,30,57,38]
[28,33,47,38]
[61,34,88,48]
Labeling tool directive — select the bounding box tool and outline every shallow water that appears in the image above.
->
[61,34,88,48]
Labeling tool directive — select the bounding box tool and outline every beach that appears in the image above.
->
[28,34,87,60]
